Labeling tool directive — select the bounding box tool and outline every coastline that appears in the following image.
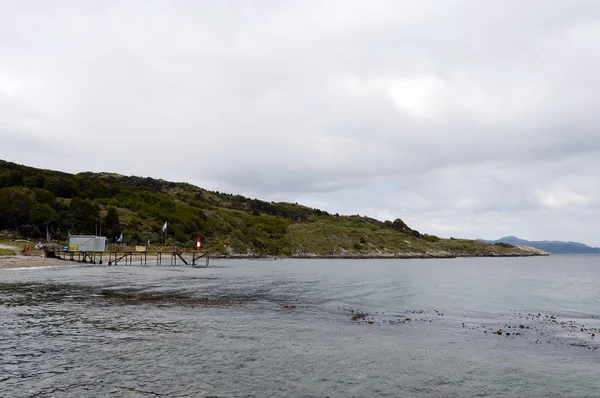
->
[0,248,549,269]
[210,245,550,259]
[210,252,549,260]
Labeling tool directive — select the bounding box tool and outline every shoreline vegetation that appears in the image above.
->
[1,159,548,260]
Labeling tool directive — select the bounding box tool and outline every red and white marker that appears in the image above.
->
[196,236,202,251]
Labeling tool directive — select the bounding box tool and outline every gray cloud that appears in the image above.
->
[1,0,599,245]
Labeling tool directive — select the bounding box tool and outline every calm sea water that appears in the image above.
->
[1,256,599,397]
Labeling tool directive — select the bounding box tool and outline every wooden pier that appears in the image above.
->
[55,249,210,267]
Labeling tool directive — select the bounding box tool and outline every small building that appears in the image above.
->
[69,235,107,252]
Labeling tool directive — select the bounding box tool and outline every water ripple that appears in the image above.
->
[1,257,599,396]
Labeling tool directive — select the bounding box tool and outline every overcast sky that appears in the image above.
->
[1,1,600,245]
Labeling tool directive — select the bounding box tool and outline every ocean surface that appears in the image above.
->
[1,255,599,397]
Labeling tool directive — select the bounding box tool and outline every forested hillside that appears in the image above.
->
[0,160,543,257]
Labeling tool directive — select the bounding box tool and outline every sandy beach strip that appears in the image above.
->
[0,255,79,270]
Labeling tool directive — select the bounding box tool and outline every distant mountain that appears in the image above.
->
[480,236,600,254]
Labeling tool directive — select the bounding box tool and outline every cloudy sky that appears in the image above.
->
[1,1,600,245]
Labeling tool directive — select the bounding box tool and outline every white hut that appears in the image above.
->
[68,235,107,252]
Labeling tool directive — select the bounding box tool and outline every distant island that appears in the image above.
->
[0,159,547,258]
[480,236,600,254]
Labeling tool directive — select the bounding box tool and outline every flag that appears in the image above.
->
[116,232,123,243]
[162,221,168,232]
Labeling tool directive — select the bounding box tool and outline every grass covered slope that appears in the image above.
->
[0,159,545,257]
[281,222,544,258]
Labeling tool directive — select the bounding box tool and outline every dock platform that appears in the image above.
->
[52,249,210,267]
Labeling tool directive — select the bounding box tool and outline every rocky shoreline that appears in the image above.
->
[209,250,549,260]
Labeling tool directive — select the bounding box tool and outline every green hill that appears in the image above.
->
[0,160,545,258]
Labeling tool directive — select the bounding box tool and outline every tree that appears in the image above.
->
[104,206,120,237]
[69,197,100,233]
[388,218,422,238]
[32,188,56,206]
[104,206,120,228]
[0,187,34,229]
[24,174,46,188]
[29,203,58,241]
[8,170,24,186]
[44,176,80,198]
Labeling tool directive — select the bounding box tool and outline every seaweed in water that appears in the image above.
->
[0,282,250,308]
